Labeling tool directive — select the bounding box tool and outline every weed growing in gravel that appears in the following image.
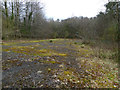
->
[74,44,93,58]
[58,70,80,83]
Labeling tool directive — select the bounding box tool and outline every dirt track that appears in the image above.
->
[2,39,84,88]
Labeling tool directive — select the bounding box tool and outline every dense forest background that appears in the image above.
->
[1,1,119,43]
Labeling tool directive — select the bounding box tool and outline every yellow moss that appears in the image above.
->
[77,48,93,57]
[39,49,47,53]
[3,46,67,57]
[64,71,73,75]
[28,40,49,43]
[57,53,67,56]
[57,70,80,84]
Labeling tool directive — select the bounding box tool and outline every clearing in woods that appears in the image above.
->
[2,39,118,88]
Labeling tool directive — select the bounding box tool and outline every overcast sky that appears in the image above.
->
[40,0,108,20]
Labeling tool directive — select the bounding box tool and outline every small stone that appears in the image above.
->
[46,57,50,59]
[61,82,65,85]
[40,84,43,87]
[54,79,60,83]
[67,74,69,76]
[53,75,57,78]
[81,44,85,48]
[70,79,72,82]
[56,85,59,88]
[59,64,64,68]
[48,68,51,72]
[51,59,55,61]
[7,51,10,53]
[114,85,117,88]
[37,71,42,74]
[57,79,60,82]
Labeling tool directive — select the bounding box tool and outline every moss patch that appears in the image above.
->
[3,46,67,57]
[57,69,80,84]
[76,58,118,88]
[74,44,93,58]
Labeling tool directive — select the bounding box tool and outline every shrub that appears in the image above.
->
[49,40,53,43]
[74,42,77,44]
[82,40,90,45]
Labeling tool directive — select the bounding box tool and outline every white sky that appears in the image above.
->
[40,0,108,20]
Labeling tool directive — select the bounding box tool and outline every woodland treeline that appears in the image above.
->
[1,1,119,42]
